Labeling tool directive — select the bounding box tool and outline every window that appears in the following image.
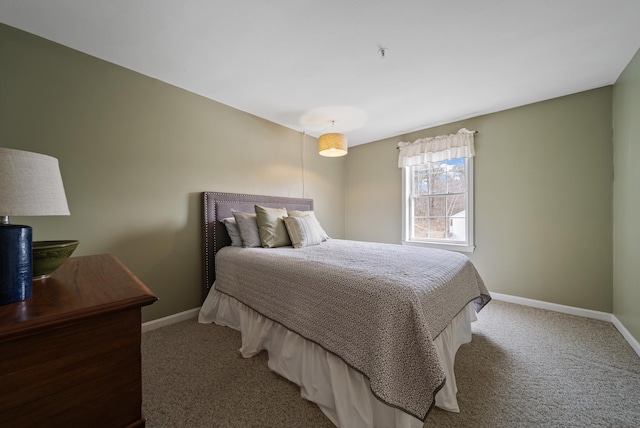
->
[398,128,475,252]
[402,158,474,251]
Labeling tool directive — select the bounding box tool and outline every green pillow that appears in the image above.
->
[255,205,291,248]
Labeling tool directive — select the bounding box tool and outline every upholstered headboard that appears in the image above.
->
[201,192,314,301]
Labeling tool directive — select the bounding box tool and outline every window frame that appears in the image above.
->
[401,157,475,253]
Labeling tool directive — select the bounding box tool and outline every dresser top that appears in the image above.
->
[0,254,157,340]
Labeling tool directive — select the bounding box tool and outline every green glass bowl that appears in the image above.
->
[32,240,79,280]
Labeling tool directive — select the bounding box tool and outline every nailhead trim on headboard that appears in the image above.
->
[201,192,314,302]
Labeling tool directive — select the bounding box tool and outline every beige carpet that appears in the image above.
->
[142,301,640,427]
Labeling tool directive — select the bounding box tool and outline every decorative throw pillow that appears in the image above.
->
[231,211,262,248]
[254,205,291,248]
[222,217,242,247]
[287,210,330,241]
[283,216,323,248]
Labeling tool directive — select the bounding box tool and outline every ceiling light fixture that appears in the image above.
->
[318,121,348,157]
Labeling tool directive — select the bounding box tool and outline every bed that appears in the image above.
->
[198,191,491,427]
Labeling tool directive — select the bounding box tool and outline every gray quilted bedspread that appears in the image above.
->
[215,239,490,420]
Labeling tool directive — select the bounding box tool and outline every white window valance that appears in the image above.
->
[397,128,476,167]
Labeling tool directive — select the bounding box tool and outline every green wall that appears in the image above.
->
[613,48,640,342]
[3,21,636,343]
[0,24,346,322]
[347,87,614,313]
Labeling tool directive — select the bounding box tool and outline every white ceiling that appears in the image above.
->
[2,0,640,147]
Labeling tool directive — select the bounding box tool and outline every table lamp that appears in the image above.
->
[0,148,70,305]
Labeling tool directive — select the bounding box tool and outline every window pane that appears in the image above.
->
[446,194,466,218]
[449,215,466,241]
[428,218,447,239]
[413,218,429,239]
[427,196,446,217]
[429,171,447,194]
[413,196,428,217]
[447,165,466,194]
[412,167,429,195]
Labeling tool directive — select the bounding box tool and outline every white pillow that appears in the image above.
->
[287,210,329,241]
[231,211,262,248]
[283,216,323,248]
[222,217,242,247]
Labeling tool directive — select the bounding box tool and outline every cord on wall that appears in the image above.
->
[344,150,347,238]
[301,131,306,198]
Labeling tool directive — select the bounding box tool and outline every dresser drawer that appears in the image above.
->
[0,310,143,427]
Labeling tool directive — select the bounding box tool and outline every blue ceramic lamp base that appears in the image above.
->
[0,224,33,305]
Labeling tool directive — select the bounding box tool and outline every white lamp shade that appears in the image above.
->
[0,148,70,217]
[318,133,348,157]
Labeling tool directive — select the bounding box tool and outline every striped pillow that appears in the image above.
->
[283,215,323,248]
[287,210,329,241]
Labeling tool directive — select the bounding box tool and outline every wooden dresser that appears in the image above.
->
[0,254,157,427]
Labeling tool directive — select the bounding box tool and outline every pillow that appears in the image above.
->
[287,210,329,241]
[283,216,323,248]
[222,217,242,247]
[231,211,262,248]
[254,205,291,248]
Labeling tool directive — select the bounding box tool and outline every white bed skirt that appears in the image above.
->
[199,286,477,428]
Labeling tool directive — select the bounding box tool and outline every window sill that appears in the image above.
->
[401,240,475,253]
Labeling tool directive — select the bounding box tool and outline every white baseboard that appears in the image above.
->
[139,294,640,358]
[142,307,201,333]
[490,292,640,358]
[611,315,640,358]
[490,292,613,321]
